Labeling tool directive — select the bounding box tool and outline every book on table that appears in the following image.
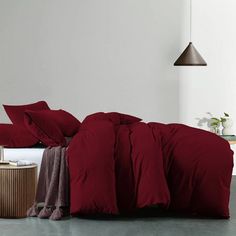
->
[9,160,35,166]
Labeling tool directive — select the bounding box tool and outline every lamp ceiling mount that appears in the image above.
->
[174,0,207,66]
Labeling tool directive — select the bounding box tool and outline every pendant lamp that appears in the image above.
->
[174,0,207,66]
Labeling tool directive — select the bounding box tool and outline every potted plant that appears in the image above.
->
[209,117,221,135]
[209,113,233,135]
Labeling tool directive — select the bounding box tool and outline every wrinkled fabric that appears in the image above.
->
[67,115,233,218]
[160,123,233,218]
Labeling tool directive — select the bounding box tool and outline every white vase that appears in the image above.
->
[222,118,234,135]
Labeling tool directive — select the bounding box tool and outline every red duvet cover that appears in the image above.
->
[67,114,233,218]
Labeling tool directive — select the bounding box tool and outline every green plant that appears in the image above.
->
[210,117,221,128]
[220,112,229,123]
[209,113,230,132]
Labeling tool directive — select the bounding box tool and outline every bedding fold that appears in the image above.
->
[67,114,233,218]
[67,117,171,215]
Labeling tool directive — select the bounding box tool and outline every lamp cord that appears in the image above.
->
[190,0,192,42]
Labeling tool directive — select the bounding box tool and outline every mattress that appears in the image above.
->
[4,148,45,173]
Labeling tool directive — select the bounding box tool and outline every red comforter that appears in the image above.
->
[67,113,233,218]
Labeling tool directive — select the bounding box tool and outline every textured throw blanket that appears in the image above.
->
[27,147,69,220]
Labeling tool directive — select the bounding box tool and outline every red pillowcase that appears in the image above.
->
[24,111,66,147]
[83,112,142,125]
[3,101,50,125]
[24,109,81,146]
[26,109,80,136]
[0,124,38,148]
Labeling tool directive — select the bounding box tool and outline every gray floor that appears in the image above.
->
[1,178,236,236]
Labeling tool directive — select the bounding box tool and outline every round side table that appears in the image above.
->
[0,164,37,218]
[229,141,236,145]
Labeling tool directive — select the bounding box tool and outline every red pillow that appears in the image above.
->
[0,124,38,148]
[25,109,80,137]
[83,112,141,125]
[3,101,50,125]
[24,111,66,147]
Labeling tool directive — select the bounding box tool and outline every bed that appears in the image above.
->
[0,101,234,219]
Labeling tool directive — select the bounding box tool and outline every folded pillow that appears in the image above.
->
[0,124,38,148]
[84,112,142,125]
[24,112,66,147]
[3,101,50,125]
[24,109,80,146]
[25,109,80,137]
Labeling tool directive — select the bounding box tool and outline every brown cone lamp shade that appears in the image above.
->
[174,42,207,66]
[174,0,207,66]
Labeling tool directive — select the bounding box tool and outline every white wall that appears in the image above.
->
[0,0,184,123]
[179,0,236,129]
[177,0,236,174]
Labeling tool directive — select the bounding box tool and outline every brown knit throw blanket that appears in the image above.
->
[27,146,69,220]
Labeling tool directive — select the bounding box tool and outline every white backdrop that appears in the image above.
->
[177,0,236,174]
[0,0,184,123]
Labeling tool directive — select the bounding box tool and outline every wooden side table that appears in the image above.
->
[229,141,236,145]
[0,164,37,218]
